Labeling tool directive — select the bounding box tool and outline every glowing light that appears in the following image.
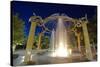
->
[21,56,25,63]
[69,49,72,55]
[52,41,69,57]
[51,17,72,57]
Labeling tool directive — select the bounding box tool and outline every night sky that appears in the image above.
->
[11,1,97,37]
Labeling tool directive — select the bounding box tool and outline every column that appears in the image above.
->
[24,21,36,63]
[77,33,81,52]
[82,21,93,60]
[37,32,42,50]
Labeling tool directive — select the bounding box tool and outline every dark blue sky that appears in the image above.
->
[11,1,97,37]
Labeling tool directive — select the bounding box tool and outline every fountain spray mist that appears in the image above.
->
[51,17,71,57]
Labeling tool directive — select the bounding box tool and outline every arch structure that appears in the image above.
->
[24,13,93,63]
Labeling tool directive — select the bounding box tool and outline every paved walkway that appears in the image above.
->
[13,49,94,66]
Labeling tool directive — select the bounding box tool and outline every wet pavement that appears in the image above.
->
[13,49,94,66]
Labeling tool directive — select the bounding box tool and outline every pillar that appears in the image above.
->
[24,21,36,63]
[82,21,93,60]
[77,33,81,52]
[37,32,42,50]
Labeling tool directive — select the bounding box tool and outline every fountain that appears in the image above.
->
[51,17,71,57]
[50,29,55,52]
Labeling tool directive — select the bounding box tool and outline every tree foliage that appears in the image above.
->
[41,35,50,49]
[12,14,25,46]
[88,14,97,44]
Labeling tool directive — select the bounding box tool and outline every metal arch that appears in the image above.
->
[28,15,88,34]
[43,15,77,23]
[43,15,80,33]
[29,16,43,23]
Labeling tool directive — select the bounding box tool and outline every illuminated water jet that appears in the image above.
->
[51,17,71,57]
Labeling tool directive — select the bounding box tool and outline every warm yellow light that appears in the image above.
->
[69,48,72,55]
[52,41,70,57]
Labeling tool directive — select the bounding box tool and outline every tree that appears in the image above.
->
[88,14,97,45]
[12,14,25,52]
[41,35,50,49]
